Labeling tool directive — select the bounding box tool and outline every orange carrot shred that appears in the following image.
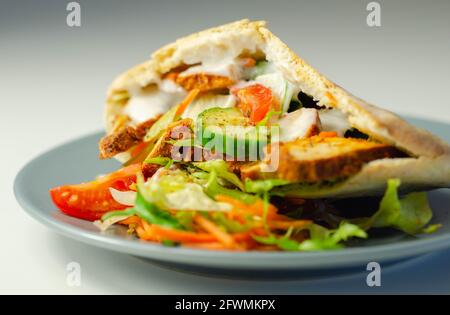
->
[242,57,256,68]
[175,88,200,118]
[319,131,338,138]
[268,220,312,230]
[119,215,141,226]
[183,242,231,251]
[194,215,236,248]
[164,72,179,81]
[215,195,278,220]
[150,224,216,243]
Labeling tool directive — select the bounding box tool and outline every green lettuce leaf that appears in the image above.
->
[134,178,183,229]
[245,178,290,194]
[256,110,281,127]
[144,157,174,168]
[175,211,195,230]
[253,222,367,251]
[194,159,244,191]
[298,222,368,251]
[422,224,442,234]
[101,208,136,221]
[141,169,231,212]
[358,179,433,235]
[210,212,253,233]
[164,183,232,212]
[204,170,258,204]
[244,179,290,231]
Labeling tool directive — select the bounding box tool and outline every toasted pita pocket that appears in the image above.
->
[103,19,450,197]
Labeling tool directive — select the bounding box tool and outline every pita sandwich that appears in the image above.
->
[99,19,450,198]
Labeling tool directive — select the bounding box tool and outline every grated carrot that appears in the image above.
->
[241,57,256,68]
[150,224,216,243]
[194,215,236,248]
[183,242,231,251]
[119,215,141,226]
[175,88,200,118]
[319,131,338,138]
[215,195,278,220]
[268,220,312,230]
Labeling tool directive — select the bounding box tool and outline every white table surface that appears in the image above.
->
[1,0,450,294]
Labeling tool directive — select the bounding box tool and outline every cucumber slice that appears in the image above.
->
[181,94,236,121]
[198,107,249,129]
[196,107,269,160]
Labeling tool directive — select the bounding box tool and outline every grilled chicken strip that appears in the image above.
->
[99,116,160,159]
[241,136,406,183]
[165,72,234,92]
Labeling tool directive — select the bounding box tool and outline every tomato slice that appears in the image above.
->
[235,84,273,123]
[49,164,141,221]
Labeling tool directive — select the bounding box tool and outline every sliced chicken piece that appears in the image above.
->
[99,116,160,159]
[277,108,321,142]
[241,136,406,183]
[166,72,234,92]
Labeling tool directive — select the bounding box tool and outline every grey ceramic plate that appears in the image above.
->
[14,117,450,279]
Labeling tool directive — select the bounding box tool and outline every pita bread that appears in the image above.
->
[103,19,450,197]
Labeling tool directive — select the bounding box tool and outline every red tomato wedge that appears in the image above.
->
[235,84,273,123]
[49,164,141,221]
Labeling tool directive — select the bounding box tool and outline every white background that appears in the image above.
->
[1,0,450,294]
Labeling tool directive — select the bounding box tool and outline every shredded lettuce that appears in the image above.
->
[204,170,258,204]
[161,240,177,247]
[357,179,433,235]
[245,178,290,194]
[194,159,244,191]
[422,224,442,234]
[142,169,231,212]
[134,178,183,229]
[256,110,281,127]
[175,211,195,230]
[144,156,174,169]
[96,209,136,232]
[94,215,132,232]
[165,183,232,212]
[261,190,270,231]
[245,178,289,231]
[210,212,253,233]
[144,156,172,166]
[269,180,345,198]
[101,208,136,222]
[253,232,299,251]
[297,222,368,251]
[253,222,367,251]
[99,177,183,230]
